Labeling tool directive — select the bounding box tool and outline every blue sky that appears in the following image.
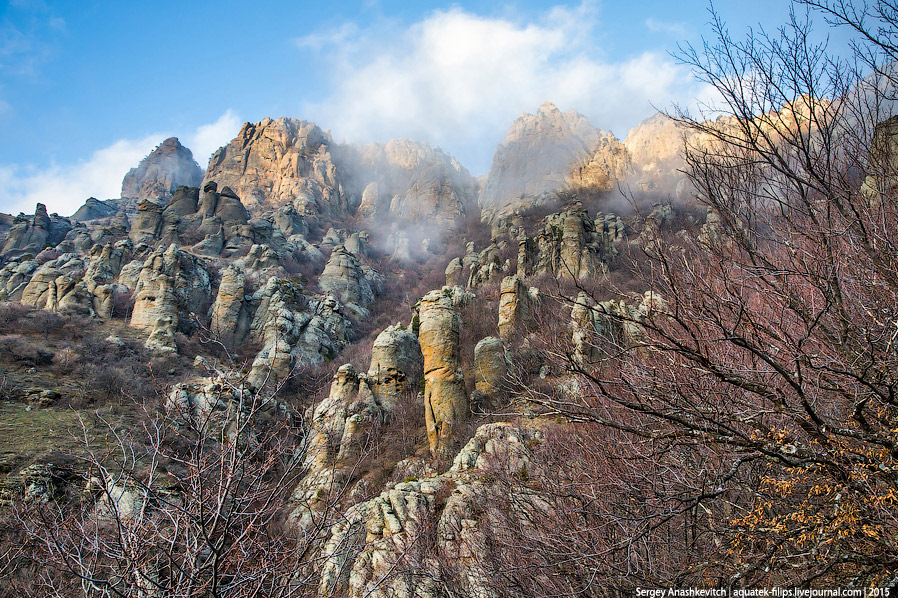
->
[0,0,826,215]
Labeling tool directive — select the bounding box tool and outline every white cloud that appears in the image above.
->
[0,135,162,217]
[298,4,708,173]
[0,110,240,217]
[645,18,688,37]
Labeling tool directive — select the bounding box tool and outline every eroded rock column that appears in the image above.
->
[418,288,467,458]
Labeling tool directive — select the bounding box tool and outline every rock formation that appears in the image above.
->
[497,275,538,340]
[20,254,89,312]
[479,102,612,221]
[1,204,71,258]
[368,323,424,402]
[121,137,203,202]
[203,117,347,215]
[129,244,212,351]
[473,336,508,411]
[246,278,349,387]
[210,265,248,341]
[514,208,622,279]
[416,287,469,457]
[70,198,119,222]
[314,422,542,598]
[317,246,382,318]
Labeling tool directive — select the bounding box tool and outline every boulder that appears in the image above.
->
[318,246,382,316]
[368,323,424,403]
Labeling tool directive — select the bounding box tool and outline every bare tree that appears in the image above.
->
[497,0,898,589]
[10,370,339,597]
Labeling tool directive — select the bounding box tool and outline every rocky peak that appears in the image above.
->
[478,102,611,221]
[70,197,119,222]
[202,117,347,216]
[121,137,203,202]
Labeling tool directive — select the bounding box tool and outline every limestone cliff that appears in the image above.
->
[202,117,347,216]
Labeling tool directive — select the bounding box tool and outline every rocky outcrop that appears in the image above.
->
[314,422,542,598]
[473,336,508,411]
[368,323,424,403]
[165,372,279,437]
[203,117,347,216]
[83,241,132,318]
[70,198,119,222]
[290,323,423,528]
[317,246,382,318]
[128,200,166,244]
[515,208,622,279]
[570,291,665,364]
[417,287,469,457]
[210,265,248,341]
[479,102,611,221]
[128,184,254,257]
[246,278,350,387]
[129,244,213,351]
[572,133,632,191]
[121,137,203,202]
[20,254,89,312]
[466,240,509,288]
[497,276,538,340]
[0,258,39,301]
[1,204,71,257]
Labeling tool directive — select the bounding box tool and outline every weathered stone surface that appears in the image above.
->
[318,246,382,316]
[466,241,508,288]
[417,287,468,457]
[498,276,538,340]
[343,231,371,258]
[203,117,348,215]
[70,197,119,222]
[121,137,203,201]
[368,323,424,403]
[1,204,71,257]
[20,253,88,312]
[570,291,663,364]
[473,336,508,411]
[210,265,248,340]
[129,200,165,244]
[444,257,463,287]
[514,208,619,279]
[314,422,541,598]
[571,132,632,191]
[246,278,350,387]
[129,244,212,350]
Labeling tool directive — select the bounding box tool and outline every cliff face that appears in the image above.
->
[202,117,349,217]
[121,137,203,202]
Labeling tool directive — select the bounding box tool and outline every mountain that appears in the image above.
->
[0,102,786,595]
